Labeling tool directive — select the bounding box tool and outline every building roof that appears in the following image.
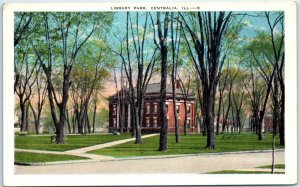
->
[109,82,195,100]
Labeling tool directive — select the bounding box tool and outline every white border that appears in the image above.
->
[3,1,297,186]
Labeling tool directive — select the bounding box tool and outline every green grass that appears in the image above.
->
[15,151,89,163]
[89,133,284,157]
[257,164,285,169]
[15,134,131,151]
[207,170,285,174]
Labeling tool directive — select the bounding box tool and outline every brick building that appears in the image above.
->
[108,82,196,133]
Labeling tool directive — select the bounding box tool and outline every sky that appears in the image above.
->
[102,11,284,97]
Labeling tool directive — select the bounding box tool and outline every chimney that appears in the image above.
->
[176,79,181,89]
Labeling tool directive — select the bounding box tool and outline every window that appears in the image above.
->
[153,117,158,127]
[176,105,180,114]
[166,104,168,113]
[154,103,158,114]
[113,118,116,127]
[146,117,150,127]
[187,105,191,114]
[187,119,191,128]
[146,103,150,114]
[113,105,116,115]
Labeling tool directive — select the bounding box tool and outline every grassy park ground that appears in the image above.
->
[15,133,131,151]
[89,133,284,157]
[15,151,88,163]
[208,164,285,174]
[208,170,285,174]
[15,133,284,163]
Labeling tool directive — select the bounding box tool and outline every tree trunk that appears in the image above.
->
[157,12,169,152]
[203,88,216,149]
[131,103,136,137]
[171,12,180,143]
[183,99,188,135]
[279,73,285,145]
[258,111,264,140]
[135,107,142,144]
[56,120,65,144]
[20,102,26,132]
[66,108,71,134]
[29,102,39,134]
[216,92,223,135]
[86,110,91,133]
[92,103,97,133]
[25,103,30,131]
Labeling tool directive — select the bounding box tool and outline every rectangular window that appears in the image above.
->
[154,103,158,114]
[153,117,158,127]
[176,105,180,114]
[113,118,116,127]
[166,104,168,113]
[187,105,191,114]
[146,103,150,114]
[187,119,191,128]
[146,117,150,127]
[113,105,117,115]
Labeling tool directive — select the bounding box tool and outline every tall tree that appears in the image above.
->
[70,39,111,134]
[265,12,285,146]
[33,12,113,143]
[170,12,181,142]
[29,66,47,134]
[113,12,158,143]
[152,12,170,151]
[181,12,234,148]
[222,68,239,133]
[177,71,192,135]
[15,44,38,132]
[216,65,229,134]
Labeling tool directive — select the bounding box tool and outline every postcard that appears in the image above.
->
[3,1,297,186]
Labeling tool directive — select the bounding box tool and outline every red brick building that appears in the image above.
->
[108,82,196,133]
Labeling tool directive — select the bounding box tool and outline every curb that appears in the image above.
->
[15,149,285,166]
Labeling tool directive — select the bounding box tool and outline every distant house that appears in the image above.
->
[108,81,196,133]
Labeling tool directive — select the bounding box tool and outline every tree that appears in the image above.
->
[216,65,229,135]
[170,12,181,142]
[222,67,239,133]
[33,12,113,143]
[152,12,170,151]
[265,12,285,146]
[14,12,34,47]
[180,12,235,149]
[70,39,111,134]
[177,71,192,135]
[15,44,38,132]
[29,66,47,134]
[243,15,284,141]
[113,12,158,144]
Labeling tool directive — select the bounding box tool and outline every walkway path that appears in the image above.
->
[15,150,284,174]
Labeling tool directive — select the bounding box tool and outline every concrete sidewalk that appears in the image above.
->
[64,133,158,155]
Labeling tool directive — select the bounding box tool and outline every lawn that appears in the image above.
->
[89,133,284,157]
[207,170,285,174]
[15,151,89,163]
[15,134,131,151]
[257,164,285,169]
